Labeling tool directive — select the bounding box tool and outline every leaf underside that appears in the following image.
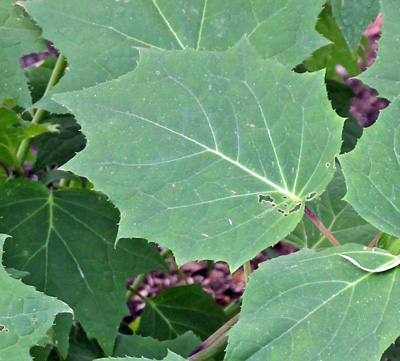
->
[340,97,400,239]
[56,40,342,270]
[226,244,400,361]
[24,0,327,113]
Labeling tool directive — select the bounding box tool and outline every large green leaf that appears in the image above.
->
[138,284,227,341]
[0,179,168,354]
[113,332,201,358]
[24,0,327,112]
[0,0,46,108]
[226,244,400,361]
[339,97,400,238]
[0,234,72,361]
[56,39,343,270]
[285,167,378,249]
[359,0,400,101]
[331,0,380,52]
[98,351,186,361]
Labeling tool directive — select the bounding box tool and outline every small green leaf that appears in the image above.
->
[331,0,380,52]
[340,97,400,239]
[377,233,400,256]
[0,107,48,168]
[56,39,343,270]
[304,4,361,79]
[114,332,201,358]
[0,0,46,107]
[138,284,227,341]
[0,234,72,361]
[226,244,400,361]
[285,167,378,249]
[0,179,168,354]
[33,115,86,172]
[359,0,400,101]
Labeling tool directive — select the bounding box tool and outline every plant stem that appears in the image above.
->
[224,300,241,318]
[243,261,251,283]
[127,285,147,301]
[368,232,382,248]
[16,54,67,166]
[188,314,239,361]
[304,206,341,247]
[126,273,146,301]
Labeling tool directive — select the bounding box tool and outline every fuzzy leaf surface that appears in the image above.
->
[359,0,400,101]
[56,40,342,269]
[0,179,168,354]
[331,0,380,52]
[137,284,227,341]
[226,244,400,361]
[340,97,400,238]
[285,168,378,249]
[0,0,46,108]
[0,234,72,361]
[24,0,326,112]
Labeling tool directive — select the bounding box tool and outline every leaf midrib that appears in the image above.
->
[96,103,299,201]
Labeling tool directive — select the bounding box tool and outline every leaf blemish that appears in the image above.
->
[289,202,302,214]
[258,194,274,204]
[306,192,317,201]
[277,208,288,216]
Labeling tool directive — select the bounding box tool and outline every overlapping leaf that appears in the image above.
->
[24,0,327,112]
[331,0,380,52]
[0,179,168,354]
[56,39,342,269]
[137,284,227,341]
[98,351,186,361]
[0,0,46,108]
[114,332,201,358]
[226,244,400,361]
[359,0,400,101]
[0,107,49,169]
[285,168,378,249]
[33,115,86,172]
[304,4,361,79]
[340,97,400,238]
[0,234,72,361]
